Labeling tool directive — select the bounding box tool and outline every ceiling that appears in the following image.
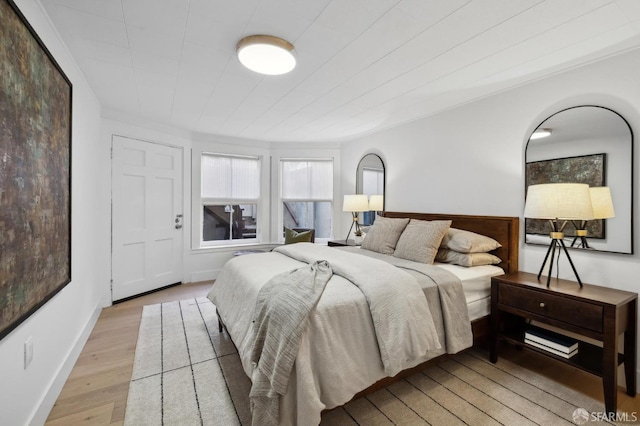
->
[40,0,640,143]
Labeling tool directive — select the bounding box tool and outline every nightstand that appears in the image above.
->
[327,239,355,247]
[490,271,637,415]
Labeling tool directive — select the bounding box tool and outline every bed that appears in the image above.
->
[208,212,519,426]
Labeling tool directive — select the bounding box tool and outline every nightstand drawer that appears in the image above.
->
[498,284,603,333]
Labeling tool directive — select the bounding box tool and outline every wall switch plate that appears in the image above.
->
[24,337,33,369]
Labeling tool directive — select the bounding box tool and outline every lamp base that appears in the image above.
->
[538,234,583,287]
[345,213,361,244]
[570,222,590,249]
[571,235,590,249]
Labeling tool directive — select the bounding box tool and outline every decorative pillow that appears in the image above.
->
[436,249,502,267]
[284,228,314,244]
[440,228,501,253]
[393,220,452,264]
[360,216,409,255]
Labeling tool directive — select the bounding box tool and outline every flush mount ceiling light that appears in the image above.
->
[236,35,296,75]
[530,128,552,140]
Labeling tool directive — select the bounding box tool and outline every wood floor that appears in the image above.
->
[45,281,213,426]
[46,282,638,425]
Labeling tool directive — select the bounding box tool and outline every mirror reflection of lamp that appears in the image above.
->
[524,183,593,287]
[343,195,369,243]
[571,187,615,249]
[368,195,384,212]
[362,194,384,229]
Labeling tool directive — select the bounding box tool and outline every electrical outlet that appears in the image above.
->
[24,337,33,369]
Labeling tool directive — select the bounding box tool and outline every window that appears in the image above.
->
[201,153,260,245]
[280,159,333,239]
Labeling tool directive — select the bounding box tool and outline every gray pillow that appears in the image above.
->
[436,249,502,267]
[360,216,409,255]
[440,228,502,253]
[393,219,452,264]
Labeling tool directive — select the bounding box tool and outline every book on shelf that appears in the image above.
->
[525,338,578,358]
[524,325,579,354]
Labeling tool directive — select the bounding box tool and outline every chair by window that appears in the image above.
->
[284,227,315,244]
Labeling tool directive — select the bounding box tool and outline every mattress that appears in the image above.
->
[341,246,502,321]
[435,263,504,321]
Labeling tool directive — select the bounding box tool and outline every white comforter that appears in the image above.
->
[208,243,471,426]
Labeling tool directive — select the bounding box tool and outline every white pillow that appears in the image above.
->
[440,228,501,253]
[436,249,502,267]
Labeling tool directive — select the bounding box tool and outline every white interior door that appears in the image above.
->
[112,136,183,301]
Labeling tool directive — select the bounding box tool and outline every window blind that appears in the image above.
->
[202,154,260,199]
[362,168,383,196]
[281,159,333,200]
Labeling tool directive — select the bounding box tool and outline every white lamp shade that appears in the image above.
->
[237,35,296,75]
[369,195,384,211]
[590,187,615,219]
[524,183,594,220]
[343,194,369,212]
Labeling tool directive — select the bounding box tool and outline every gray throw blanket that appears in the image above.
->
[249,260,333,426]
[274,244,441,376]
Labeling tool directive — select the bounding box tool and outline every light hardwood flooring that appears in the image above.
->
[45,281,213,425]
[46,282,638,425]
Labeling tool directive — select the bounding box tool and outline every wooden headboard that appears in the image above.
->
[382,212,519,273]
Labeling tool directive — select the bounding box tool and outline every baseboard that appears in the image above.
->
[29,303,102,426]
[190,269,221,283]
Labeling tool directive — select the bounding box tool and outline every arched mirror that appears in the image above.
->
[356,153,385,226]
[525,106,633,254]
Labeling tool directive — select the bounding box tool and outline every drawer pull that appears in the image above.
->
[539,302,545,308]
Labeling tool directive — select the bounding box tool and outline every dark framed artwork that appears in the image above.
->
[0,0,72,340]
[525,153,605,238]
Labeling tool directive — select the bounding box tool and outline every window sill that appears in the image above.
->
[191,239,332,254]
[191,242,278,254]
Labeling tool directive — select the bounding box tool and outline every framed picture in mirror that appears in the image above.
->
[525,153,606,238]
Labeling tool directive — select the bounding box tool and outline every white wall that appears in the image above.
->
[342,47,640,385]
[0,1,105,425]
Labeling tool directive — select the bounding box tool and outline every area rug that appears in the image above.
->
[124,298,612,425]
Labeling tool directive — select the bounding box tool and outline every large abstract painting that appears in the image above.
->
[0,0,72,340]
[525,153,606,238]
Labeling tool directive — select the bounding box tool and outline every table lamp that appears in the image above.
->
[571,186,615,249]
[369,195,384,212]
[524,183,593,287]
[343,194,369,243]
